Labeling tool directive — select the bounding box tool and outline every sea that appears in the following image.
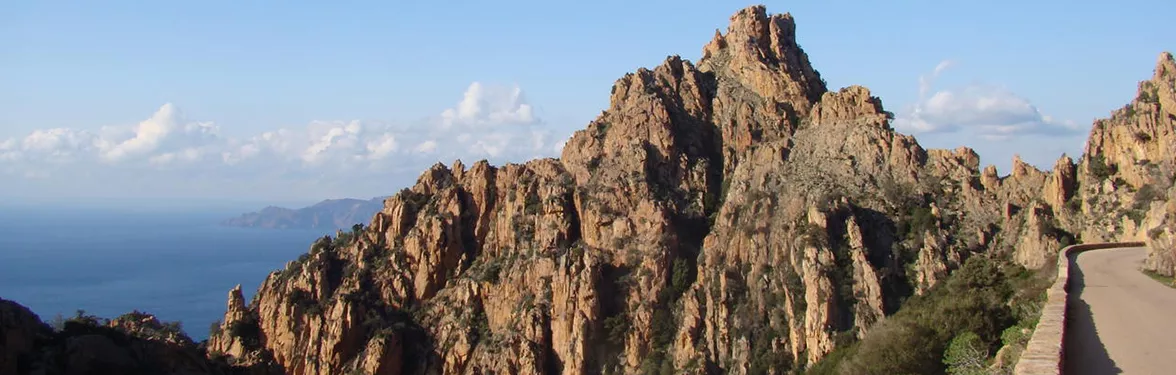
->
[0,205,328,341]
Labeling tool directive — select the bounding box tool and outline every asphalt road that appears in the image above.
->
[1064,247,1176,375]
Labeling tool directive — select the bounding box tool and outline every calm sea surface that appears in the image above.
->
[0,206,326,340]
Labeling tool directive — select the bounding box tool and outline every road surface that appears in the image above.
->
[1064,247,1176,374]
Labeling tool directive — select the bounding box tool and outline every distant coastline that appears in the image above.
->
[222,196,386,230]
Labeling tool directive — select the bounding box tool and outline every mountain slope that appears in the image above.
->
[0,5,1145,375]
[194,6,1162,374]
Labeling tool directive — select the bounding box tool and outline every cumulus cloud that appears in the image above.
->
[441,82,536,129]
[0,82,576,200]
[19,128,98,163]
[100,103,222,163]
[893,61,1082,140]
[413,140,438,154]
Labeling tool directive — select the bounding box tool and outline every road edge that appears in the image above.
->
[1012,241,1145,375]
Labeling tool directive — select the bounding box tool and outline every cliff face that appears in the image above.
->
[1092,52,1176,275]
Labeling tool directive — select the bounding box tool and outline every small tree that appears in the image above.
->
[943,331,989,375]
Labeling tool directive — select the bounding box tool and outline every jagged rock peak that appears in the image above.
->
[1082,50,1176,188]
[704,5,801,66]
[1154,51,1175,80]
[809,85,893,129]
[1147,51,1176,116]
[1043,154,1077,209]
[1011,154,1043,179]
[700,5,827,113]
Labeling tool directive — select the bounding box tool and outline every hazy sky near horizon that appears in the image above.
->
[2,0,1174,203]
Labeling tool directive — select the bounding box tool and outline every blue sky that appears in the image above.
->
[2,1,1173,205]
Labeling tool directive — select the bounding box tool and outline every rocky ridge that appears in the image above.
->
[3,5,1174,375]
[200,6,1176,375]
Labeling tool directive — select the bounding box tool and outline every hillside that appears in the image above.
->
[2,5,1173,375]
[223,197,386,231]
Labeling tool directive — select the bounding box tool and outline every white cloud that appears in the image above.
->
[893,60,1082,139]
[19,128,99,164]
[413,140,438,154]
[441,82,536,129]
[99,103,221,164]
[365,133,399,160]
[918,60,954,99]
[0,82,578,200]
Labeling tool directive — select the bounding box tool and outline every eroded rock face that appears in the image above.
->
[1141,187,1176,276]
[202,6,1176,375]
[1078,52,1176,262]
[1044,156,1077,210]
[1085,53,1176,188]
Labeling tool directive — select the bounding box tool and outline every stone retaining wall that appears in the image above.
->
[1012,242,1145,375]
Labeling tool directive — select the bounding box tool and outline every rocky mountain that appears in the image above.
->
[1117,52,1176,276]
[224,197,386,231]
[194,6,1173,375]
[3,5,1174,375]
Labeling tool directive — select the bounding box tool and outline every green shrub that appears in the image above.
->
[1126,209,1147,227]
[603,314,628,345]
[897,205,936,241]
[1000,325,1029,348]
[1139,88,1159,104]
[821,256,1018,375]
[943,331,988,375]
[669,258,692,299]
[161,320,185,338]
[1134,184,1162,209]
[1088,155,1115,181]
[68,309,106,327]
[594,121,611,139]
[227,315,262,350]
[524,193,542,215]
[478,258,504,283]
[288,289,322,315]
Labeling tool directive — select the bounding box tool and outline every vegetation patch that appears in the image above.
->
[897,205,936,244]
[228,312,263,351]
[288,288,323,316]
[1149,227,1166,240]
[1134,131,1154,142]
[1125,209,1147,227]
[1142,269,1176,288]
[805,256,1047,375]
[1088,155,1116,181]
